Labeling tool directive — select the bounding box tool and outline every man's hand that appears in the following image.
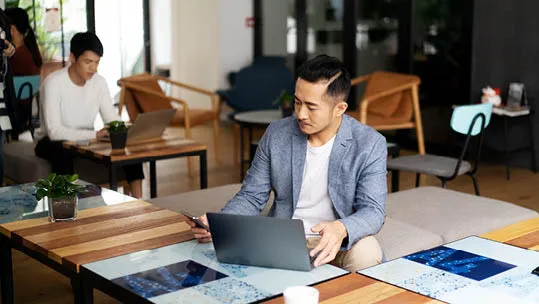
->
[310,220,348,267]
[3,40,15,57]
[183,214,212,243]
[95,128,109,140]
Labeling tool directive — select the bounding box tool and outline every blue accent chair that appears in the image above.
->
[13,75,40,138]
[217,56,294,113]
[388,103,493,195]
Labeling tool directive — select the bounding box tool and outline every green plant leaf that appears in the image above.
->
[35,188,48,201]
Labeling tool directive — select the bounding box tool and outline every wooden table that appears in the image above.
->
[0,200,194,304]
[265,217,539,304]
[63,135,208,198]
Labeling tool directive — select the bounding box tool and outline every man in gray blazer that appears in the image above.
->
[187,55,387,272]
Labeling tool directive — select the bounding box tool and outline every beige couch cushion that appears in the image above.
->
[374,217,443,261]
[386,187,538,243]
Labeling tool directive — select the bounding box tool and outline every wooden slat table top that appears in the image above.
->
[265,217,539,304]
[63,134,207,162]
[0,200,194,272]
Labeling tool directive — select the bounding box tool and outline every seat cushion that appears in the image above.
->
[172,108,217,127]
[375,217,443,261]
[3,141,51,183]
[386,187,539,243]
[148,184,243,216]
[387,154,471,177]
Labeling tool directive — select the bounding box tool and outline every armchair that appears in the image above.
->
[117,73,221,165]
[347,71,425,154]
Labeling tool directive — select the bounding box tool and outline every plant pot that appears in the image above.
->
[47,196,78,222]
[281,103,294,118]
[110,131,128,149]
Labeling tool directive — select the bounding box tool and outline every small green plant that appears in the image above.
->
[34,173,85,201]
[272,89,294,107]
[107,120,128,133]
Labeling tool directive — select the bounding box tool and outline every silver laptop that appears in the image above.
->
[125,109,176,144]
[206,212,314,272]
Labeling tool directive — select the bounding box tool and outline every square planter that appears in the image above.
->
[47,196,78,222]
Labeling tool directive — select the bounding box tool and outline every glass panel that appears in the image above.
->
[306,0,343,60]
[262,0,295,70]
[95,0,144,99]
[356,0,400,76]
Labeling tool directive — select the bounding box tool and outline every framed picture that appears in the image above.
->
[506,83,527,108]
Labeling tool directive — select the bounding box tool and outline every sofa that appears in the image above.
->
[148,184,538,261]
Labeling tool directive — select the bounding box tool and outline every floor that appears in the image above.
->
[3,121,539,303]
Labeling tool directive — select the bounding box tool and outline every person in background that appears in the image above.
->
[0,8,17,186]
[5,8,42,140]
[35,32,144,198]
[6,7,42,76]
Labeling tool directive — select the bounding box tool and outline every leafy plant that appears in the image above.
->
[34,173,85,201]
[107,120,128,133]
[273,89,294,107]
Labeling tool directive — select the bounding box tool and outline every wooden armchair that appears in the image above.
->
[347,71,425,154]
[117,73,221,165]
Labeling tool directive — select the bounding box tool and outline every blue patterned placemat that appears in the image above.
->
[84,240,349,304]
[359,236,539,304]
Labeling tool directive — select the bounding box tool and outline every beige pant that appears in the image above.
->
[306,235,383,272]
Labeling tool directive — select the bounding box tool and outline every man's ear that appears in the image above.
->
[335,101,348,116]
[69,53,76,64]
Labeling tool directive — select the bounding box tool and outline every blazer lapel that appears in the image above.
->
[329,116,353,185]
[292,127,307,209]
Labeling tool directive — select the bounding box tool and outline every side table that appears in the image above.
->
[492,106,537,180]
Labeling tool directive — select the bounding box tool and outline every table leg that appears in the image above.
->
[72,276,93,304]
[0,235,14,304]
[504,116,510,180]
[109,164,118,191]
[528,112,537,173]
[200,150,208,189]
[239,124,245,181]
[150,160,157,198]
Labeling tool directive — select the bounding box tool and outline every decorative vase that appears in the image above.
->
[47,196,78,222]
[281,101,294,117]
[110,131,128,149]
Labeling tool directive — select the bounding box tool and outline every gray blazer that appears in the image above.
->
[222,114,387,250]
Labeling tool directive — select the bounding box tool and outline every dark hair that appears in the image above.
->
[5,7,42,68]
[297,54,351,103]
[70,32,103,59]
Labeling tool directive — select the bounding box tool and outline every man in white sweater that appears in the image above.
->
[35,32,144,198]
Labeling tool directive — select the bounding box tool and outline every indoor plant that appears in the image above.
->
[273,89,294,117]
[35,173,85,222]
[107,120,129,149]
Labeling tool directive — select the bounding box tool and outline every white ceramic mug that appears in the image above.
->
[283,286,319,304]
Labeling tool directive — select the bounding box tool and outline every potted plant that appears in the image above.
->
[273,89,295,117]
[107,120,129,149]
[35,173,86,222]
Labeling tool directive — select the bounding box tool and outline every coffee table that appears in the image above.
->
[0,184,193,304]
[63,134,208,198]
[265,217,539,303]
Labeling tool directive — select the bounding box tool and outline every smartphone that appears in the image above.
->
[181,211,209,231]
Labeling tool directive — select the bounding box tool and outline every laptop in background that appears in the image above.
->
[99,109,176,144]
[206,212,314,272]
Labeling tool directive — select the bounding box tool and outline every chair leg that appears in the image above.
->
[233,123,240,165]
[470,174,480,196]
[212,118,221,165]
[187,157,195,177]
[441,178,447,189]
[415,173,420,188]
[391,170,400,192]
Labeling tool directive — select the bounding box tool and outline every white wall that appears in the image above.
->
[218,0,252,89]
[171,0,219,108]
[171,0,253,108]
[151,0,172,71]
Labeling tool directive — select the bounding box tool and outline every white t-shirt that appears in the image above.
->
[38,67,119,141]
[292,135,337,235]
